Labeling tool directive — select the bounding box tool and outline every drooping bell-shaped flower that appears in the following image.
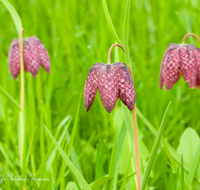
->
[159,33,200,90]
[8,36,50,79]
[84,62,136,113]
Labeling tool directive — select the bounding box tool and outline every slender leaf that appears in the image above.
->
[107,121,127,190]
[44,125,92,190]
[0,0,22,33]
[181,153,184,190]
[136,107,157,136]
[173,159,180,190]
[141,101,172,190]
[0,86,21,111]
[95,141,104,184]
[123,0,132,67]
[187,140,200,187]
[64,132,96,177]
[67,93,82,155]
[137,106,199,180]
[90,176,114,189]
[102,0,123,45]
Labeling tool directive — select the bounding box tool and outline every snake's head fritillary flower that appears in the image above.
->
[159,33,200,90]
[8,36,50,79]
[84,62,136,113]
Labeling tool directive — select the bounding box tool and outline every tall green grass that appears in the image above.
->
[0,0,200,189]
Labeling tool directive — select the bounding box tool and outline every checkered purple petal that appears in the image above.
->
[159,43,180,90]
[84,63,104,111]
[163,45,181,90]
[23,39,40,77]
[98,64,119,113]
[28,36,50,73]
[8,39,20,79]
[113,62,135,110]
[8,36,50,79]
[195,48,200,89]
[179,45,197,88]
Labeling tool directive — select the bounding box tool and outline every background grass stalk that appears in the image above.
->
[19,28,25,169]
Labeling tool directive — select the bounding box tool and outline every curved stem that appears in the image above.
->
[108,42,141,189]
[182,33,200,44]
[19,28,24,169]
[107,43,124,64]
[128,67,141,190]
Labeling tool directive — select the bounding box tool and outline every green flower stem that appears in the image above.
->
[19,28,25,169]
[182,33,200,44]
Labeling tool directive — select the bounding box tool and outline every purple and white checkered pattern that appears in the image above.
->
[84,62,136,113]
[159,43,200,90]
[8,36,50,79]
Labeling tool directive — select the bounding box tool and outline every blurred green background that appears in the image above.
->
[0,0,200,189]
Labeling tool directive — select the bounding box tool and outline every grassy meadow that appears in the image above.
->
[0,0,200,189]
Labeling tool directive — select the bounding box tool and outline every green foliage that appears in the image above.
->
[0,0,22,33]
[0,0,200,189]
[177,127,200,189]
[45,125,92,190]
[141,101,171,190]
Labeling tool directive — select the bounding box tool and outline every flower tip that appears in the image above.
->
[104,107,112,113]
[33,74,38,78]
[84,106,90,112]
[189,86,195,89]
[45,65,50,74]
[12,74,18,80]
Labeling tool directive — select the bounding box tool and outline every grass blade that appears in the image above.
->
[141,101,172,190]
[121,103,137,188]
[107,121,127,190]
[181,153,184,190]
[0,0,22,33]
[173,160,180,190]
[136,107,157,136]
[95,141,104,184]
[91,176,114,189]
[67,93,82,155]
[186,140,200,188]
[102,0,123,45]
[123,0,132,67]
[137,106,199,180]
[64,132,96,177]
[2,165,11,190]
[0,86,21,111]
[44,125,92,190]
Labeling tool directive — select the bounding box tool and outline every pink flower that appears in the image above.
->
[159,43,200,90]
[8,36,50,79]
[84,62,136,113]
